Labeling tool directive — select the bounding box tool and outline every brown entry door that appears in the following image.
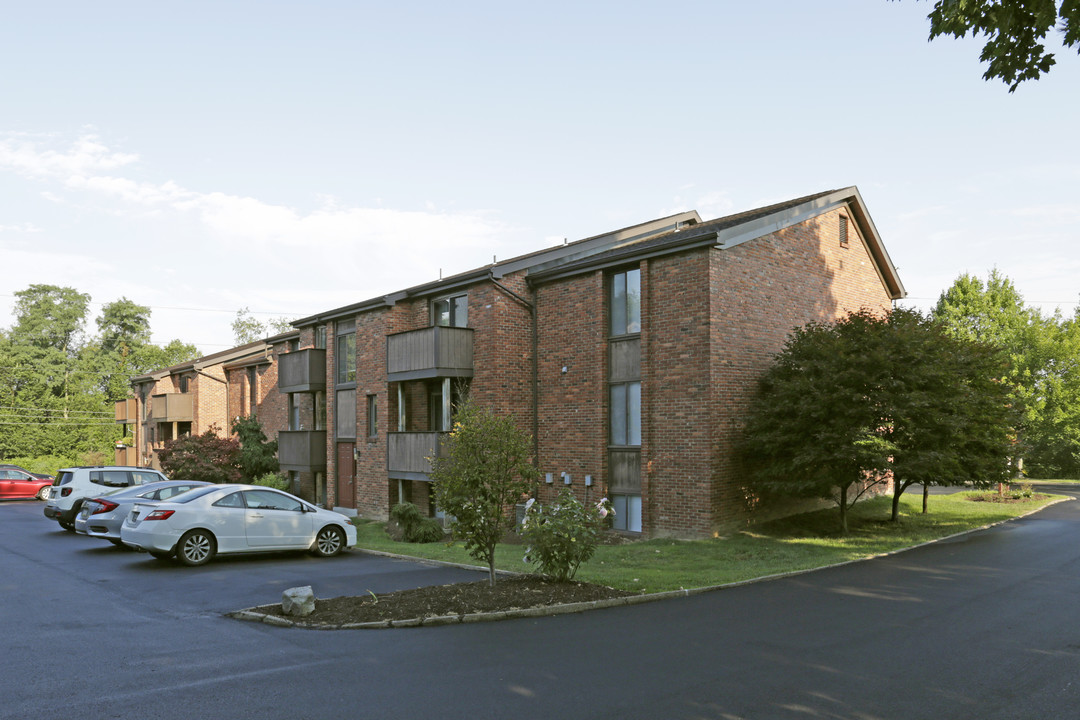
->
[336,442,356,509]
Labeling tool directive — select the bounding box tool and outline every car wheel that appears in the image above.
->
[176,530,216,566]
[59,507,78,532]
[36,487,49,501]
[313,525,345,557]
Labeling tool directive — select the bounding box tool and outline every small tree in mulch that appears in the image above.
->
[158,425,241,484]
[431,397,539,587]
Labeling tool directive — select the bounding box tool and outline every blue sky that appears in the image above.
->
[2,1,1078,353]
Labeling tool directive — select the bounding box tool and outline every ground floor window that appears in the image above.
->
[611,494,642,532]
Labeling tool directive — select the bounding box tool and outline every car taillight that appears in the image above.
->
[91,499,118,515]
[144,510,174,521]
[61,487,72,497]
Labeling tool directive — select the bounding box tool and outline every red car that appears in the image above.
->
[0,466,53,500]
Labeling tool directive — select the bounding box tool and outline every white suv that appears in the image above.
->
[44,466,169,531]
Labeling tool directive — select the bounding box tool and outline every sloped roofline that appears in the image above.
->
[291,210,702,326]
[526,186,906,299]
[131,340,273,383]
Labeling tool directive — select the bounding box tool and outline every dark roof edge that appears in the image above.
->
[291,210,702,326]
[527,186,906,300]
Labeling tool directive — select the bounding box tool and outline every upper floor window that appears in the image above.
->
[315,325,327,349]
[610,269,641,336]
[336,322,356,385]
[433,293,468,328]
[839,214,849,247]
[178,375,190,393]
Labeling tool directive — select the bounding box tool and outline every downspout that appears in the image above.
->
[490,275,539,469]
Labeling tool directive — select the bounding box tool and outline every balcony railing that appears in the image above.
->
[114,399,137,424]
[150,393,193,422]
[278,349,327,393]
[387,431,446,480]
[387,326,474,382]
[278,430,327,472]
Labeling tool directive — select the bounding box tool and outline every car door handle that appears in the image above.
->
[249,512,264,519]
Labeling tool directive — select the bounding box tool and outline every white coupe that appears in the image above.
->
[121,484,357,566]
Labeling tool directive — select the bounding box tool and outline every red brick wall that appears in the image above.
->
[706,209,894,533]
[534,271,606,507]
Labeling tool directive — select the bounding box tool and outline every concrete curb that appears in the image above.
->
[228,494,1073,630]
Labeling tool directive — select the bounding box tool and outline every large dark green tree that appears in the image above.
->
[909,0,1080,91]
[740,311,895,534]
[741,308,1016,531]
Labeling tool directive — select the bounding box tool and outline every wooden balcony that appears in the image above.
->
[387,326,474,382]
[150,393,193,422]
[387,431,446,481]
[114,399,138,424]
[278,349,327,393]
[278,430,327,472]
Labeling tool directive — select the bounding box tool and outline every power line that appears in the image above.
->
[0,405,115,416]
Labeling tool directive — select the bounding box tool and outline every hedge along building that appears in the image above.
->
[276,187,904,537]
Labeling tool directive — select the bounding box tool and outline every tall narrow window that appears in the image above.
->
[314,391,326,431]
[315,325,327,349]
[247,367,258,417]
[433,293,468,328]
[839,215,849,246]
[610,382,641,446]
[336,325,356,385]
[366,394,377,439]
[288,393,300,431]
[610,269,641,335]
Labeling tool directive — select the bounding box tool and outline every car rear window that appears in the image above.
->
[53,471,74,487]
[171,486,220,503]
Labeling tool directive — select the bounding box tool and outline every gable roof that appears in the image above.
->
[526,186,905,299]
[131,340,272,383]
[293,186,903,328]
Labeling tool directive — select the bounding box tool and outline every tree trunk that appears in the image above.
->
[922,483,929,514]
[488,557,496,587]
[891,478,902,522]
[839,484,849,534]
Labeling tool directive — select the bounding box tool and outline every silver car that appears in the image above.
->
[75,481,211,545]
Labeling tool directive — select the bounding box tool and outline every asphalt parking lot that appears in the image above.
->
[7,485,1080,720]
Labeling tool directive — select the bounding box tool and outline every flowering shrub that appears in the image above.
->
[520,490,615,581]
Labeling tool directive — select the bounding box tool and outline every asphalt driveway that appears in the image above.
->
[5,484,1080,720]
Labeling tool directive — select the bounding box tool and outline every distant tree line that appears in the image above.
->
[0,284,200,465]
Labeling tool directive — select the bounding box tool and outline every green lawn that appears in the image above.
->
[352,491,1068,594]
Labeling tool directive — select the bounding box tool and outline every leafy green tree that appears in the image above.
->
[232,308,296,344]
[909,0,1080,91]
[881,309,1016,519]
[431,397,539,586]
[740,310,895,533]
[158,426,242,484]
[742,308,1016,531]
[933,270,1080,478]
[231,415,279,482]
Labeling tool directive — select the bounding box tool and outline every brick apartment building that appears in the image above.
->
[269,186,905,538]
[116,339,290,471]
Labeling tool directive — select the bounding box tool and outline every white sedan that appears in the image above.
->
[120,484,357,566]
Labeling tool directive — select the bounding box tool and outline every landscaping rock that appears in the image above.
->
[282,586,316,616]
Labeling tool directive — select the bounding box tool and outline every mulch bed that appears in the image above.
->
[251,575,636,625]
